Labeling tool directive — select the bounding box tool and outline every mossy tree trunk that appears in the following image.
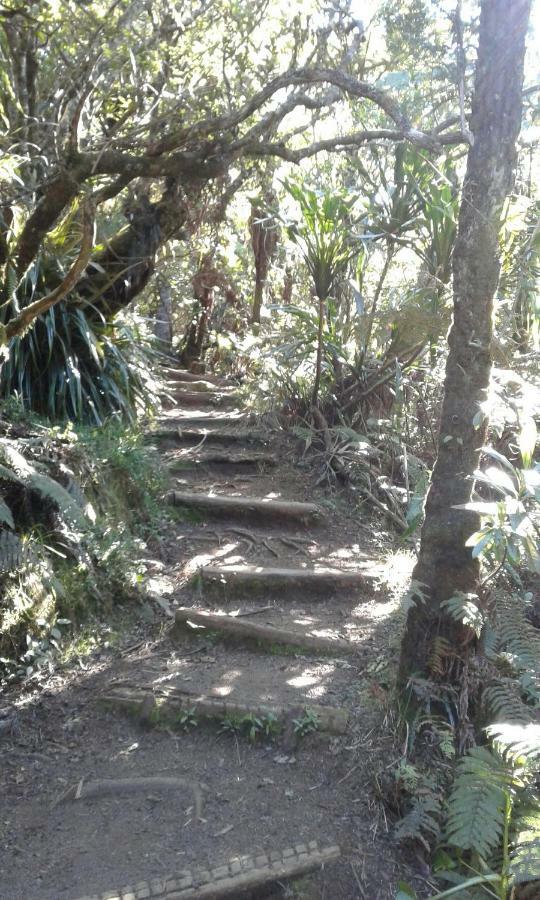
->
[399,0,532,693]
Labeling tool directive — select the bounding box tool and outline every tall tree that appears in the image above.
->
[399,0,532,713]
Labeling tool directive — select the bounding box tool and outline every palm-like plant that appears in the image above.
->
[0,202,158,424]
[283,181,359,406]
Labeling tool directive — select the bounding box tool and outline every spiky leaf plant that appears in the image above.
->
[0,303,158,424]
[282,180,361,405]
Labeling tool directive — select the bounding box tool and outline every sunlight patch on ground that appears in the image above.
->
[182,542,242,575]
[377,549,416,600]
[144,575,174,595]
[212,668,242,696]
[365,599,399,620]
[287,663,335,698]
[327,544,360,559]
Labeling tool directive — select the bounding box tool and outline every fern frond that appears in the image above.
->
[493,592,540,675]
[481,623,500,660]
[442,592,485,636]
[395,795,442,851]
[486,722,540,766]
[483,681,535,724]
[511,806,540,886]
[0,439,86,529]
[445,746,509,858]
[427,636,453,677]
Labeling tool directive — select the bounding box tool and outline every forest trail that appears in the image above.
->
[1,367,409,900]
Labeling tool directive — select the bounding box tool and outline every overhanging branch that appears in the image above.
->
[3,199,95,343]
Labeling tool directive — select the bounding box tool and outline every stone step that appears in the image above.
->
[199,565,370,593]
[75,841,340,900]
[167,491,321,523]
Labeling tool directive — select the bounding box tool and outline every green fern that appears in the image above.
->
[511,810,540,886]
[487,722,540,764]
[0,439,86,529]
[441,592,485,637]
[493,592,540,675]
[394,795,442,851]
[483,681,535,724]
[445,746,509,858]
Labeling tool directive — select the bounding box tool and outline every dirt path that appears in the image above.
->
[0,370,414,899]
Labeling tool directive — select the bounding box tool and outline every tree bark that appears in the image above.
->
[399,0,531,686]
[311,295,325,407]
[154,278,173,351]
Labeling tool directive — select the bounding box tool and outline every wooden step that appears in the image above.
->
[161,366,233,386]
[164,379,236,394]
[199,565,369,592]
[159,413,250,427]
[174,607,354,655]
[168,491,321,522]
[167,452,276,471]
[146,426,268,445]
[101,684,349,734]
[74,841,340,900]
[165,389,240,408]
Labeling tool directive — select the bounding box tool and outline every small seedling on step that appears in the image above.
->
[293,708,320,738]
[177,706,198,731]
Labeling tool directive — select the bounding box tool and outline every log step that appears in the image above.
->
[199,565,369,592]
[100,685,349,734]
[166,389,241,407]
[160,366,233,386]
[164,379,236,393]
[75,841,340,900]
[146,427,268,445]
[160,414,250,428]
[167,452,276,471]
[167,491,321,522]
[174,607,354,655]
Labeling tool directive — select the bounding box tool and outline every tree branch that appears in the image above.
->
[3,200,95,343]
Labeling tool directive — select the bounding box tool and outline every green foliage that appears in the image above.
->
[464,442,540,577]
[499,197,540,350]
[292,708,319,737]
[396,724,540,899]
[177,706,198,732]
[445,746,510,858]
[220,711,281,742]
[283,180,361,302]
[0,437,87,530]
[394,795,442,852]
[0,415,167,681]
[0,303,159,424]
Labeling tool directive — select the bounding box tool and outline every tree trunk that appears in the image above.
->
[251,278,264,325]
[311,295,325,407]
[399,0,531,689]
[153,279,173,351]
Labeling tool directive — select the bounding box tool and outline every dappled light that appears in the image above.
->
[1,2,538,899]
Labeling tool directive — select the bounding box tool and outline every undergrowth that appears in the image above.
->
[0,400,168,684]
